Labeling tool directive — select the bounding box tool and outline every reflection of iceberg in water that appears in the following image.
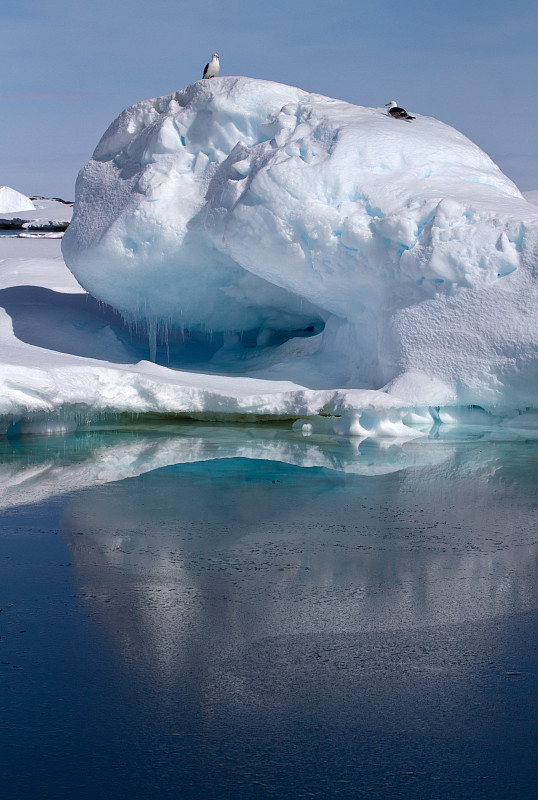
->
[0,422,454,510]
[1,419,537,512]
[53,439,538,710]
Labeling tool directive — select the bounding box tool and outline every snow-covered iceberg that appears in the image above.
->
[62,76,538,416]
[2,79,538,437]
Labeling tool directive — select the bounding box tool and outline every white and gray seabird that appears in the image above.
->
[203,53,220,79]
[385,101,415,121]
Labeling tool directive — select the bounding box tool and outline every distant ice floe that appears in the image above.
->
[0,196,72,235]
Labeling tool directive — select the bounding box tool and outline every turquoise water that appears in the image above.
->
[1,424,537,799]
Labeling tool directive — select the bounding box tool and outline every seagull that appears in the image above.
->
[385,101,415,121]
[203,53,220,79]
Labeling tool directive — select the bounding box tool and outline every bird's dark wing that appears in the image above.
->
[202,62,209,78]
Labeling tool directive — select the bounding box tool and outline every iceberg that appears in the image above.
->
[0,186,35,213]
[1,78,538,437]
[62,77,538,417]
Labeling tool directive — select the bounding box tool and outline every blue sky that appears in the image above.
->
[1,0,537,199]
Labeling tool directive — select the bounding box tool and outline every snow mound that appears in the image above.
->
[0,186,35,213]
[63,77,538,412]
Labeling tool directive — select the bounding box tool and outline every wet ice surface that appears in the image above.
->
[1,426,537,799]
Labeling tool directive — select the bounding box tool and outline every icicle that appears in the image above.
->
[148,320,157,362]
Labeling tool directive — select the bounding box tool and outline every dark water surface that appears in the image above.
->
[1,424,537,799]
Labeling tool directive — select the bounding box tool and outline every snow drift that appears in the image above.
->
[62,76,538,414]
